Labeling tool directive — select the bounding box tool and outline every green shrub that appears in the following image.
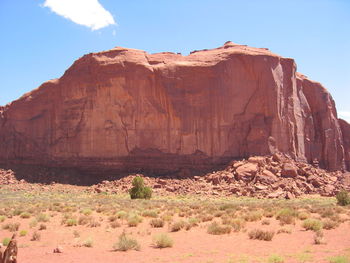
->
[153,233,173,248]
[336,190,350,206]
[268,254,284,263]
[328,255,350,263]
[0,216,5,222]
[113,232,140,251]
[207,222,231,235]
[2,237,11,246]
[129,176,152,199]
[248,229,274,241]
[19,230,28,236]
[302,219,323,231]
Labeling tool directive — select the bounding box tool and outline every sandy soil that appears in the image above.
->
[0,214,348,263]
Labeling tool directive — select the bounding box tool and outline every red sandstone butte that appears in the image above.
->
[0,42,349,174]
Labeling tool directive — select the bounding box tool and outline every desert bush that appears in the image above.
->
[83,238,94,247]
[248,229,274,241]
[262,219,270,225]
[323,219,339,230]
[110,221,121,228]
[153,233,173,248]
[243,211,263,222]
[2,237,11,246]
[116,211,128,220]
[29,219,38,228]
[81,208,93,216]
[276,228,292,234]
[150,218,164,228]
[0,216,5,222]
[78,215,92,225]
[127,214,142,227]
[2,222,20,232]
[336,190,350,206]
[200,214,214,222]
[129,176,152,199]
[231,218,246,232]
[142,210,158,218]
[20,212,31,219]
[19,230,28,236]
[88,218,101,227]
[297,211,310,220]
[302,219,323,231]
[36,213,50,222]
[31,231,41,241]
[207,222,231,235]
[187,217,199,227]
[328,255,350,263]
[65,218,78,227]
[314,230,325,245]
[268,254,284,263]
[170,220,186,232]
[113,232,140,251]
[276,208,296,225]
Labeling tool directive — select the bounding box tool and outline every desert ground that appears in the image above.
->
[0,182,350,263]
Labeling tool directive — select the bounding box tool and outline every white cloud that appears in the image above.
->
[43,0,116,30]
[339,111,350,123]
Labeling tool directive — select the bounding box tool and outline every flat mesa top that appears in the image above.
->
[90,41,286,67]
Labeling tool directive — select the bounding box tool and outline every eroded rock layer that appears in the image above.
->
[0,42,348,176]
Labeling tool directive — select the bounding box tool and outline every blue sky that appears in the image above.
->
[0,0,349,121]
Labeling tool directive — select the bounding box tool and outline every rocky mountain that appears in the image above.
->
[0,41,349,178]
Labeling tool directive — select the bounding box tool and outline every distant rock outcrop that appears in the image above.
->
[0,42,348,177]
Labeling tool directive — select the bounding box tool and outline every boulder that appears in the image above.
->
[256,170,278,184]
[281,163,298,178]
[235,163,258,181]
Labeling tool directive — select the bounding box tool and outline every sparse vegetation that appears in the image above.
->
[31,231,41,241]
[150,218,164,228]
[248,229,274,241]
[19,230,28,236]
[207,222,231,235]
[2,237,11,246]
[114,232,140,251]
[302,219,323,232]
[336,190,350,206]
[153,233,173,248]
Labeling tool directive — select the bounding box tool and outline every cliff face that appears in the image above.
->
[0,42,348,175]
